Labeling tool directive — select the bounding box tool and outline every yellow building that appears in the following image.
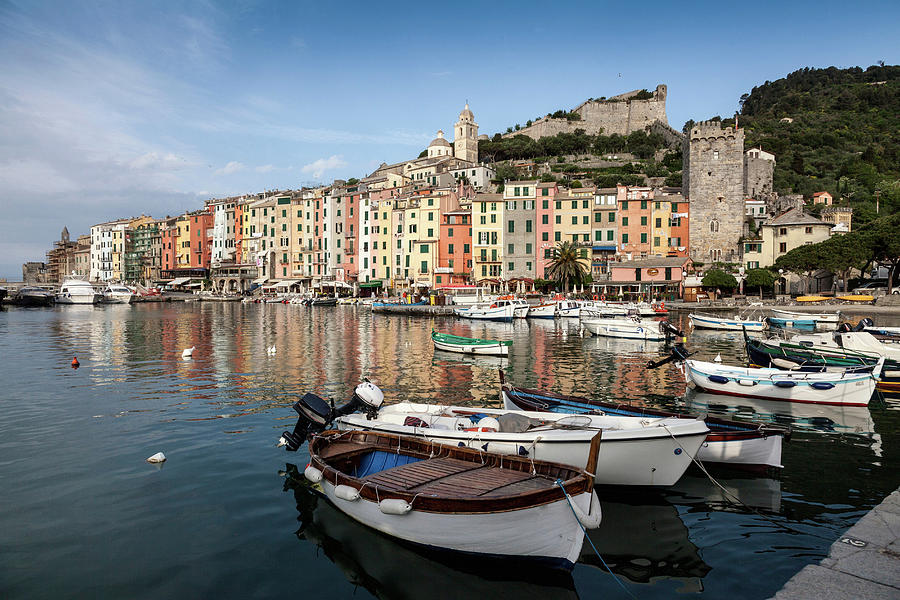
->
[552,190,592,260]
[175,214,191,268]
[472,192,504,282]
[743,208,832,268]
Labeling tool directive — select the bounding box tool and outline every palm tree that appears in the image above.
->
[545,241,588,293]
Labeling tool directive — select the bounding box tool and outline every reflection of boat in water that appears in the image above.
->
[685,389,877,435]
[282,465,580,600]
[580,489,710,586]
[669,472,783,514]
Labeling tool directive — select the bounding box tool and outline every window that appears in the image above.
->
[427,228,433,237]
[635,269,642,281]
[779,242,787,253]
[641,216,647,226]
[480,249,487,261]
[555,201,561,210]
[480,216,486,225]
[554,231,561,241]
[622,233,629,243]
[713,150,719,160]
[508,244,514,254]
[542,232,548,241]
[640,200,647,210]
[655,218,662,228]
[621,201,628,210]
[653,236,660,246]
[641,233,647,243]
[571,216,577,225]
[490,214,496,224]
[542,200,548,210]
[594,213,601,223]
[555,215,561,224]
[583,216,589,225]
[508,220,515,233]
[525,220,532,232]
[420,260,427,273]
[622,216,628,226]
[608,212,615,222]
[420,245,428,253]
[525,243,532,254]
[542,214,548,224]
[710,220,719,233]
[526,261,532,271]
[508,262,514,271]
[544,249,551,258]
[595,230,602,241]
[779,227,787,235]
[463,243,470,253]
[571,200,577,209]
[607,230,614,241]
[448,243,454,254]
[805,226,813,234]
[542,189,548,197]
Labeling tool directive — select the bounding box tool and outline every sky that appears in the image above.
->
[0,0,898,280]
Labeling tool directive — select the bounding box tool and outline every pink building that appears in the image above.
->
[608,256,693,300]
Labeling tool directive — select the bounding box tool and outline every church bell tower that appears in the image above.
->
[454,103,478,164]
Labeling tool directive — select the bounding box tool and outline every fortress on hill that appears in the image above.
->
[503,84,680,143]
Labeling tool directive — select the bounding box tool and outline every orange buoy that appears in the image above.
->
[71,356,80,369]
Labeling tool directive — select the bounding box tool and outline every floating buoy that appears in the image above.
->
[181,346,195,358]
[146,452,166,463]
[266,344,276,355]
[71,356,80,369]
[714,353,722,363]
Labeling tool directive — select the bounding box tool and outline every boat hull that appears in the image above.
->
[55,294,100,304]
[582,319,666,341]
[455,305,515,321]
[501,388,784,469]
[318,478,593,568]
[689,313,765,331]
[433,339,509,356]
[527,303,556,318]
[685,360,877,406]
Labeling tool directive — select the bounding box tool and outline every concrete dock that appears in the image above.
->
[771,487,900,599]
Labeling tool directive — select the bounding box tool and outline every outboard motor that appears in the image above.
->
[853,317,874,332]
[279,381,385,451]
[647,342,691,369]
[658,320,686,339]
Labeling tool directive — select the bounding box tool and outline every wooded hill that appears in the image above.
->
[734,64,900,226]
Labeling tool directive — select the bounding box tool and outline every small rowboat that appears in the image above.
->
[500,372,787,470]
[795,295,830,302]
[689,313,766,331]
[300,429,602,570]
[767,316,817,330]
[582,317,681,341]
[836,295,875,302]
[683,358,882,406]
[771,309,840,326]
[432,330,511,356]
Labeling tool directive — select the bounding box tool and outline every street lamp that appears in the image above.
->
[778,269,784,296]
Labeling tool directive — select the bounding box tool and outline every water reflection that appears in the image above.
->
[282,464,579,600]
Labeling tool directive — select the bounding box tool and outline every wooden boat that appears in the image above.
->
[582,317,681,341]
[500,372,786,470]
[688,313,766,331]
[431,330,511,356]
[280,382,709,487]
[682,357,882,407]
[311,297,338,306]
[298,429,602,569]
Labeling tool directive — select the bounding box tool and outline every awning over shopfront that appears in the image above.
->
[274,280,299,289]
[358,280,383,288]
[168,277,192,286]
[252,277,268,285]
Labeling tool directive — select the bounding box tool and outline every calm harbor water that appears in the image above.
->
[1,303,898,599]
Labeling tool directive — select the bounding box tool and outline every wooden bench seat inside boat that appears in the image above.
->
[361,456,550,498]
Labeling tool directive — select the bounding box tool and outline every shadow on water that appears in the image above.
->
[282,464,580,600]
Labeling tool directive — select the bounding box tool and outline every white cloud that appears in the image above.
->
[300,155,347,179]
[255,164,275,173]
[215,161,245,175]
[128,152,190,171]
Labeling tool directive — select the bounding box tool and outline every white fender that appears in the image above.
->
[571,490,602,529]
[304,465,323,483]
[334,484,360,501]
[378,498,412,515]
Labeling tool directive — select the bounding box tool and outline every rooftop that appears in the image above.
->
[766,207,827,226]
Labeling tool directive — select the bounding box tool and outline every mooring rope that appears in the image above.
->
[554,480,639,600]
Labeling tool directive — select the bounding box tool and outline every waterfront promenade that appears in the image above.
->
[772,487,900,600]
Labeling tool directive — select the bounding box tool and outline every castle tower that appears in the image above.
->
[454,103,478,164]
[686,121,745,264]
[61,226,69,244]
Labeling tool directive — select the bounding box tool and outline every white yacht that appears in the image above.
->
[102,284,134,304]
[56,278,101,305]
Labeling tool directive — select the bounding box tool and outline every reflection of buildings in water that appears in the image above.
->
[581,489,710,588]
[283,466,579,600]
[669,472,783,514]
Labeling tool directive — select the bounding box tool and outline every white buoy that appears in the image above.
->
[267,344,276,355]
[714,353,722,363]
[181,346,195,358]
[146,452,166,463]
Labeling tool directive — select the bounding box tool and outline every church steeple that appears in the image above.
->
[454,103,478,164]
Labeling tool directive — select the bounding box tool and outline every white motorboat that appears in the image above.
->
[285,382,710,487]
[688,313,766,331]
[582,316,678,341]
[56,278,100,305]
[682,357,881,407]
[555,300,582,318]
[102,284,134,304]
[454,299,516,321]
[791,331,900,362]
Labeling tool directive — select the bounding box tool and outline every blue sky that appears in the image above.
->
[1,0,897,279]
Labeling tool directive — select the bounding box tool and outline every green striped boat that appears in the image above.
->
[431,330,512,356]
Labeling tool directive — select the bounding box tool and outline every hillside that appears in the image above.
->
[735,64,900,225]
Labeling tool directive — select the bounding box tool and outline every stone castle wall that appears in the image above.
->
[504,85,674,141]
[686,121,745,264]
[744,155,774,198]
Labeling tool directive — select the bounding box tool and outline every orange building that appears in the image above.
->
[437,209,472,287]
